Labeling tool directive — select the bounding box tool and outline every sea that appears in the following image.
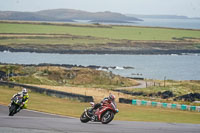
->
[75,18,200,29]
[0,52,200,80]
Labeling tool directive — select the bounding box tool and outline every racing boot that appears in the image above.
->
[8,101,13,108]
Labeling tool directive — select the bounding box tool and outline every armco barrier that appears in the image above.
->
[132,99,137,105]
[141,100,147,106]
[119,98,132,104]
[162,103,168,108]
[151,101,157,107]
[119,98,200,112]
[190,106,196,111]
[197,106,200,112]
[181,105,187,111]
[0,81,93,102]
[171,104,177,109]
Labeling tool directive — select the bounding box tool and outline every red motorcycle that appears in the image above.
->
[80,101,119,124]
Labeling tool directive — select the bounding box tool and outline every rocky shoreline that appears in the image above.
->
[1,45,200,55]
[0,62,134,71]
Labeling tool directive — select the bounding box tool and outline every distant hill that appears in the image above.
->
[0,11,74,22]
[0,9,142,22]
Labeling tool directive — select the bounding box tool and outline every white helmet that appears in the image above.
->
[22,88,28,95]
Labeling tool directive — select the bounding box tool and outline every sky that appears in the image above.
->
[0,0,200,17]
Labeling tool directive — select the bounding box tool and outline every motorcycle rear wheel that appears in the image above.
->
[101,111,114,124]
[80,112,90,123]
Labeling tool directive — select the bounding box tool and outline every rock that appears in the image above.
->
[161,91,174,99]
[174,93,200,102]
[123,66,134,69]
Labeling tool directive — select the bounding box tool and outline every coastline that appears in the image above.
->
[1,46,200,55]
[1,53,200,80]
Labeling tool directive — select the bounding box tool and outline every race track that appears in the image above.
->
[0,105,200,133]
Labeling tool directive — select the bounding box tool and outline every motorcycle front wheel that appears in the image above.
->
[80,112,90,123]
[101,111,114,124]
[9,104,17,116]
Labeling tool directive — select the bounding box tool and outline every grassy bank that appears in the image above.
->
[0,65,138,89]
[114,80,200,106]
[0,85,200,124]
[0,21,200,54]
[0,22,200,41]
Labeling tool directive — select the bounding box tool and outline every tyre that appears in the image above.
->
[9,105,16,116]
[80,112,90,123]
[101,111,114,124]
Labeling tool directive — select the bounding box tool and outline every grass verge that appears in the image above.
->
[0,22,200,41]
[0,85,200,124]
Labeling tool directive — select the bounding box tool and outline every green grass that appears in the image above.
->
[0,37,117,46]
[0,85,200,124]
[125,80,200,96]
[194,43,200,49]
[117,104,200,124]
[0,23,200,41]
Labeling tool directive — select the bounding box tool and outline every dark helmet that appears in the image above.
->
[109,94,115,101]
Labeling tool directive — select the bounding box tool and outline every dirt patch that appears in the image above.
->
[31,84,134,102]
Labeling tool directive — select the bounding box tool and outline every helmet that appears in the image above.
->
[109,94,115,101]
[22,88,28,95]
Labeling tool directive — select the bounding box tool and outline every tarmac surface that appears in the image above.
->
[0,105,200,133]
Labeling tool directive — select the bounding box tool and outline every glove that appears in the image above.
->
[20,102,25,107]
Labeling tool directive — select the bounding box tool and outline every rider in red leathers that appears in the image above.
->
[88,94,116,116]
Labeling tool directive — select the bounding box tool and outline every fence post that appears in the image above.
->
[164,76,166,87]
[146,81,147,88]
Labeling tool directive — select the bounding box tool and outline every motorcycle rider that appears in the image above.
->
[88,93,116,116]
[9,88,29,112]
